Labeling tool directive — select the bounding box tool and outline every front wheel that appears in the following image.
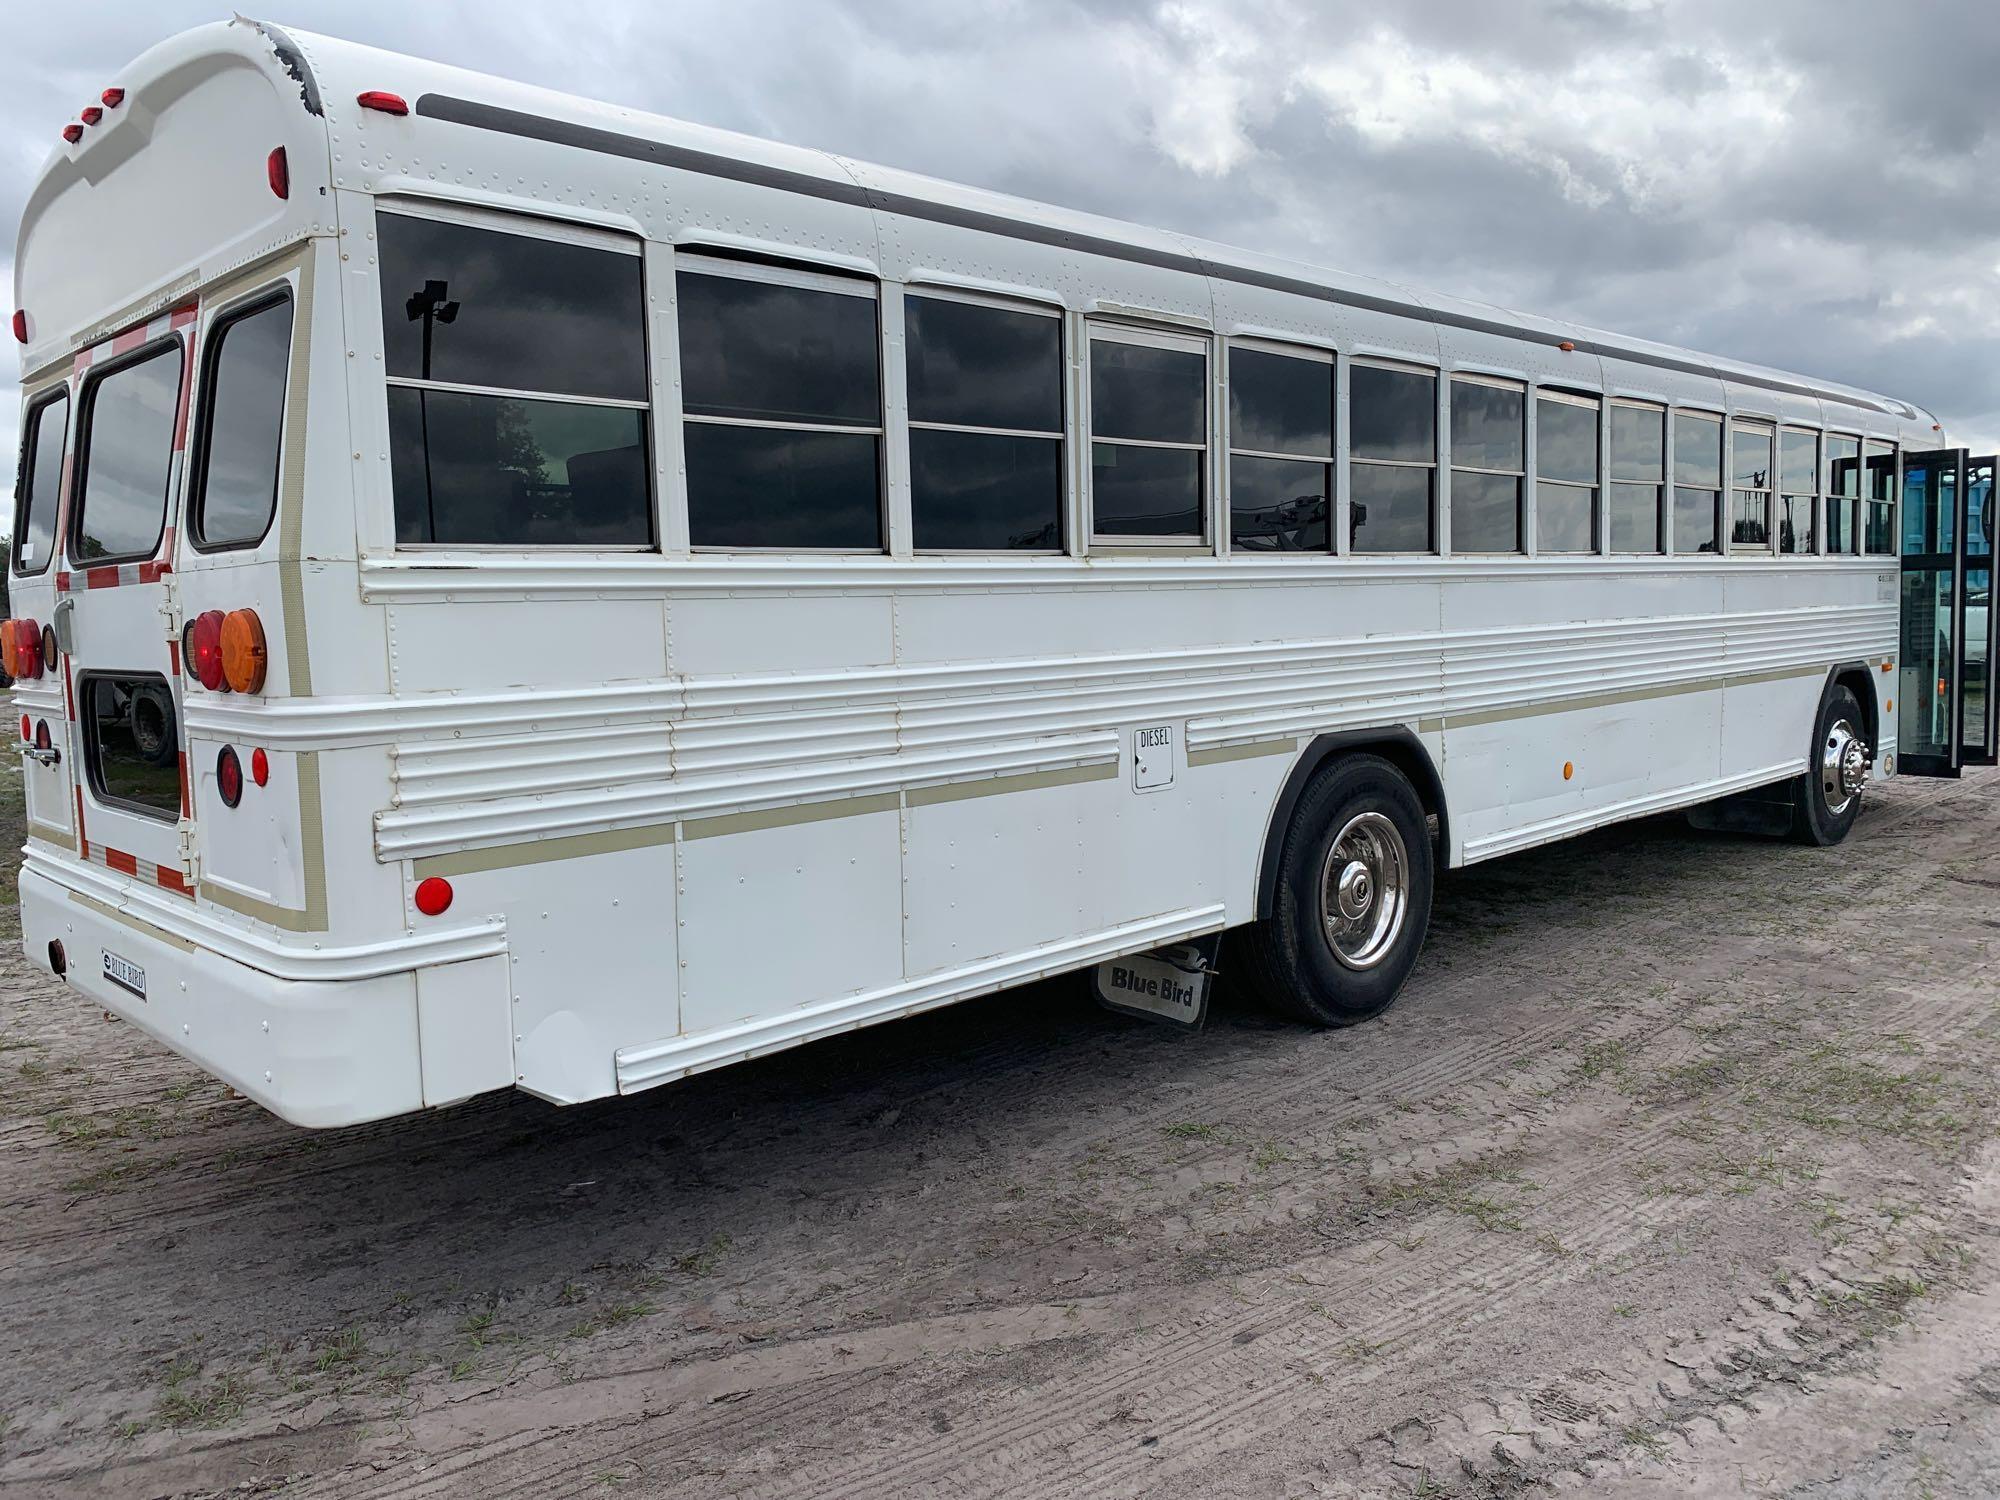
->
[1790,683,1870,846]
[1235,754,1434,1027]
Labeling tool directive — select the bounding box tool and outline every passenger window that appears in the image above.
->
[380,211,652,548]
[906,294,1062,551]
[80,673,182,820]
[1536,391,1599,553]
[1229,347,1332,552]
[191,295,293,549]
[1778,428,1818,555]
[1672,411,1723,554]
[74,341,184,564]
[1089,329,1207,542]
[1864,441,1897,554]
[1826,434,1861,553]
[12,391,67,575]
[1349,362,1437,553]
[1731,422,1774,550]
[1449,377,1523,554]
[1608,402,1665,553]
[679,260,883,550]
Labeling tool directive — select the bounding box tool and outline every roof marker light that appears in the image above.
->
[267,145,289,200]
[81,107,102,127]
[1558,340,1576,352]
[62,124,83,144]
[357,90,409,116]
[101,88,124,108]
[11,310,25,344]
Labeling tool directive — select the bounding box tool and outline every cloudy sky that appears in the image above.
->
[7,0,2000,519]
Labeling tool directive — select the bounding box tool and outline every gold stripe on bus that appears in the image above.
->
[67,890,199,953]
[415,819,680,878]
[905,761,1117,808]
[1436,664,1824,732]
[1187,737,1298,767]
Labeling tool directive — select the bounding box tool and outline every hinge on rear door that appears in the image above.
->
[160,576,183,645]
[177,823,200,884]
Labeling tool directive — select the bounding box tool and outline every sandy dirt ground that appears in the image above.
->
[2,762,1998,1500]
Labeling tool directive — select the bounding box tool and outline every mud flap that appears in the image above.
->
[1091,935,1219,1031]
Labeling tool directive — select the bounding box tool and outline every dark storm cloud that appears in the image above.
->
[6,0,2000,509]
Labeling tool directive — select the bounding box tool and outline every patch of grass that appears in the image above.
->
[156,1359,247,1430]
[568,1301,655,1340]
[1621,1424,1669,1460]
[1364,1153,1540,1235]
[671,1232,733,1278]
[313,1327,369,1373]
[1161,1122,1224,1141]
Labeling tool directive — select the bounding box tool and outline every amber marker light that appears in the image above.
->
[220,609,268,694]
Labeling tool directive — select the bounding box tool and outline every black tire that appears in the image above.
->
[1234,754,1434,1027]
[129,686,179,769]
[1790,683,1869,846]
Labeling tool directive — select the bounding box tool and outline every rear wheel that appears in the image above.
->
[1235,754,1434,1027]
[1790,683,1870,846]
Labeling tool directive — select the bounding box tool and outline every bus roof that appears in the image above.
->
[15,19,1934,430]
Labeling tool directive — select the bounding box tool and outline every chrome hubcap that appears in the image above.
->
[1319,811,1409,971]
[1820,717,1871,814]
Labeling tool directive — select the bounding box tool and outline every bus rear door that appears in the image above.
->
[1898,447,1998,775]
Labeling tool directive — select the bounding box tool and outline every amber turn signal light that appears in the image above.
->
[220,609,268,694]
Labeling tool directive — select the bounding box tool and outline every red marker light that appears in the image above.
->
[19,715,29,741]
[251,747,269,787]
[81,107,102,127]
[187,610,227,691]
[267,145,288,200]
[357,90,409,116]
[62,124,83,144]
[216,746,244,809]
[11,310,26,344]
[101,88,124,108]
[413,876,453,917]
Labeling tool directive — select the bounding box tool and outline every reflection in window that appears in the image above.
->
[1608,402,1664,553]
[81,674,182,820]
[1350,363,1436,552]
[1673,411,1722,553]
[1449,378,1523,554]
[1536,392,1598,553]
[1864,441,1897,555]
[1826,434,1860,553]
[13,392,67,575]
[1090,332,1206,539]
[383,213,652,547]
[906,295,1062,551]
[680,263,882,550]
[1778,428,1818,555]
[1731,423,1774,549]
[192,296,293,548]
[1229,347,1331,552]
[75,342,183,563]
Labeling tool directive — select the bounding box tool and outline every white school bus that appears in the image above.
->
[10,22,1995,1126]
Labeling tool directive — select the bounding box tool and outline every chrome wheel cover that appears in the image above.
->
[1319,811,1410,971]
[1820,716,1871,815]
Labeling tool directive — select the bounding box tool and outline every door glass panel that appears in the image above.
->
[1965,460,1993,756]
[1899,450,1961,769]
[81,674,182,820]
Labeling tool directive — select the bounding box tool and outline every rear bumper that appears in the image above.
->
[20,864,510,1127]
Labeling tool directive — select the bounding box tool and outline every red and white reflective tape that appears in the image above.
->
[81,841,194,898]
[55,529,175,594]
[70,303,197,375]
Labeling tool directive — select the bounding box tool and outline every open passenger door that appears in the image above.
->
[1899,448,1998,776]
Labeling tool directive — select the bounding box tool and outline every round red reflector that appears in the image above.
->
[34,720,51,752]
[10,310,25,344]
[267,146,289,200]
[414,877,453,917]
[357,90,410,116]
[62,124,83,144]
[101,88,124,108]
[188,610,227,691]
[251,747,269,787]
[216,746,244,809]
[81,107,102,127]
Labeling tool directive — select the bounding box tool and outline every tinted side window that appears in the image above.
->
[192,296,293,548]
[385,215,653,548]
[1350,364,1437,554]
[1608,403,1664,554]
[1672,412,1723,554]
[1449,379,1524,555]
[378,213,645,401]
[1090,333,1207,540]
[680,265,883,550]
[74,342,183,564]
[13,392,68,575]
[1230,348,1331,553]
[906,296,1062,552]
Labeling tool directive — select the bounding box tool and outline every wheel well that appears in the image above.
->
[1829,661,1880,751]
[1254,728,1449,920]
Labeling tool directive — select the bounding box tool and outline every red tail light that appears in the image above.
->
[186,610,227,691]
[61,124,83,145]
[414,877,454,917]
[216,746,244,808]
[11,310,26,344]
[12,620,42,680]
[250,747,270,787]
[267,145,289,200]
[81,107,102,127]
[357,90,409,116]
[101,88,124,108]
